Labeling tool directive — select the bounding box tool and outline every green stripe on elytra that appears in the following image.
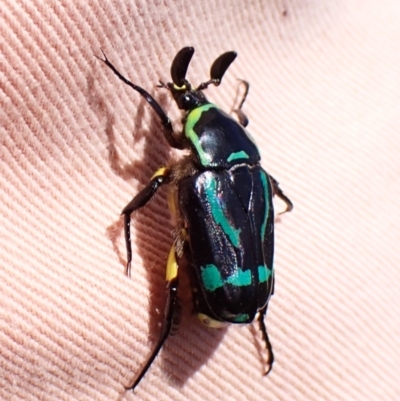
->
[227,150,249,163]
[232,314,250,323]
[258,265,271,283]
[259,172,273,280]
[201,264,271,292]
[205,176,241,248]
[201,264,251,292]
[185,103,216,166]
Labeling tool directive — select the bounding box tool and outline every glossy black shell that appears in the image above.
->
[178,164,275,324]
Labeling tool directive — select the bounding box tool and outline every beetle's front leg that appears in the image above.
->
[126,246,181,391]
[269,175,293,214]
[122,168,172,275]
[97,51,184,149]
[232,80,250,127]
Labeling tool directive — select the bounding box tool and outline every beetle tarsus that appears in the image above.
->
[269,175,293,214]
[258,305,274,375]
[232,80,250,126]
[233,109,249,127]
[125,279,179,391]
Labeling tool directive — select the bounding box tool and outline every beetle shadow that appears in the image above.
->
[97,85,227,388]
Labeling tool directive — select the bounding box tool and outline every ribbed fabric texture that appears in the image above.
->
[1,0,400,400]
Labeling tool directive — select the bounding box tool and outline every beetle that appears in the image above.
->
[98,47,293,391]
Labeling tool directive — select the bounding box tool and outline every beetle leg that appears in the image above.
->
[233,109,249,127]
[258,304,274,375]
[97,50,184,149]
[232,80,250,127]
[269,175,293,214]
[121,168,171,276]
[126,281,179,391]
[126,246,181,391]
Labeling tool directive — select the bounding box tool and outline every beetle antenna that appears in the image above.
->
[197,51,237,90]
[170,47,195,87]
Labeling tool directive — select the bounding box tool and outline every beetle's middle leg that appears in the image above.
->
[269,175,293,214]
[121,167,172,275]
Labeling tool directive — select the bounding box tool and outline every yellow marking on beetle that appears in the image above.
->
[173,84,187,91]
[166,245,178,282]
[167,188,177,218]
[181,228,188,241]
[197,313,228,329]
[151,167,169,180]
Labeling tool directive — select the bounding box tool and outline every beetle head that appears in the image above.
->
[158,47,237,111]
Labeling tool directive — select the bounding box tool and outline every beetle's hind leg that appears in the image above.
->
[232,80,250,127]
[269,174,293,214]
[122,166,184,391]
[126,245,181,391]
[121,168,172,276]
[258,304,274,375]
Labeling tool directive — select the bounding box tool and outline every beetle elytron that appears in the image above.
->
[98,47,292,391]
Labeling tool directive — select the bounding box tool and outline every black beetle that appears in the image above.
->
[98,47,292,390]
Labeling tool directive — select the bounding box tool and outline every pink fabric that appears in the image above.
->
[1,1,400,399]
